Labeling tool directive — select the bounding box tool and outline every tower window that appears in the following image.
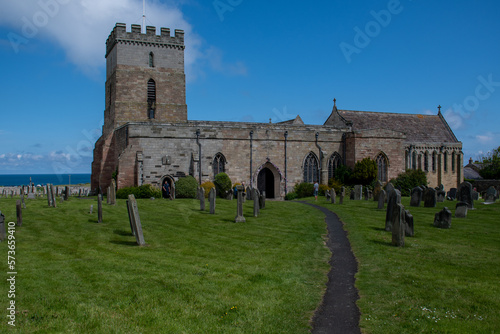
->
[149,52,154,67]
[147,79,156,119]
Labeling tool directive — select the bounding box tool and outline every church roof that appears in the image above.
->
[328,108,459,143]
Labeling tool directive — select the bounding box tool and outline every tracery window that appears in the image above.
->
[213,153,226,178]
[304,152,319,183]
[376,153,388,182]
[327,152,342,180]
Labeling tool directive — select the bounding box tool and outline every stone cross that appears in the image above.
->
[253,188,260,217]
[385,189,401,231]
[126,194,146,245]
[97,194,103,223]
[391,203,405,247]
[209,187,216,214]
[235,186,246,223]
[16,200,22,227]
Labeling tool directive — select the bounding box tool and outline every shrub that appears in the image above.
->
[328,178,343,194]
[318,184,330,196]
[116,184,161,199]
[201,181,215,198]
[294,182,314,198]
[284,192,298,201]
[333,165,353,185]
[175,176,198,198]
[389,169,427,196]
[352,157,377,185]
[214,173,232,198]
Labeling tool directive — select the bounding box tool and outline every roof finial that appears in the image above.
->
[333,98,337,107]
[438,105,442,113]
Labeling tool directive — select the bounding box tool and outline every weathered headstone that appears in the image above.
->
[447,188,457,200]
[16,200,22,226]
[455,202,468,218]
[51,184,57,208]
[199,187,206,211]
[353,185,363,200]
[246,186,252,200]
[209,187,216,214]
[64,186,70,201]
[373,180,383,201]
[27,193,36,200]
[107,187,111,204]
[484,186,497,203]
[21,194,26,209]
[385,189,401,231]
[339,187,345,204]
[472,191,479,201]
[457,181,474,209]
[0,211,5,242]
[385,183,395,203]
[423,188,437,208]
[434,207,452,229]
[47,184,52,207]
[437,188,446,202]
[391,203,405,247]
[253,188,260,217]
[109,179,116,205]
[377,189,386,209]
[259,191,266,209]
[404,209,414,237]
[235,186,246,223]
[97,194,103,223]
[126,194,146,245]
[410,187,422,207]
[330,188,336,204]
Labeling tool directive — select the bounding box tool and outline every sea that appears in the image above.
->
[0,174,91,187]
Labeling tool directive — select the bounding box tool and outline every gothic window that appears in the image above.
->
[303,152,319,183]
[432,151,437,172]
[376,153,388,183]
[412,151,417,170]
[424,152,429,172]
[213,153,226,178]
[147,79,156,119]
[418,154,422,170]
[405,151,409,170]
[452,152,456,172]
[444,151,448,172]
[149,52,154,67]
[327,152,342,180]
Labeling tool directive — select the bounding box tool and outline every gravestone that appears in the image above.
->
[457,181,474,209]
[436,188,446,202]
[51,184,57,208]
[0,211,5,242]
[259,191,266,209]
[353,185,363,200]
[90,204,93,214]
[423,188,437,208]
[253,188,260,217]
[391,203,405,247]
[126,194,146,245]
[235,186,246,223]
[373,180,383,201]
[246,186,252,200]
[97,194,103,223]
[447,188,457,200]
[365,189,372,201]
[385,189,401,231]
[209,187,216,214]
[385,183,395,203]
[27,193,36,200]
[330,188,336,204]
[339,187,345,205]
[109,179,117,205]
[199,187,206,211]
[46,184,52,207]
[410,187,422,207]
[484,186,497,203]
[16,200,22,226]
[21,194,26,209]
[404,209,414,237]
[64,186,69,201]
[455,202,468,218]
[377,189,386,209]
[472,191,479,201]
[434,207,452,229]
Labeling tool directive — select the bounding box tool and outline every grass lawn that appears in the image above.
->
[306,195,500,334]
[0,197,330,333]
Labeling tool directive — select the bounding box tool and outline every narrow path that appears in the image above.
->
[300,202,361,334]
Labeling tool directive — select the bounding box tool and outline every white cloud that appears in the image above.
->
[475,133,494,144]
[443,108,464,130]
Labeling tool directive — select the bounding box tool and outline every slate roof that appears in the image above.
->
[335,109,459,143]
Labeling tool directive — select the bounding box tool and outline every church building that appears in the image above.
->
[91,23,464,199]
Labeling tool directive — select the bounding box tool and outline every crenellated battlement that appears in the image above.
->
[106,23,184,57]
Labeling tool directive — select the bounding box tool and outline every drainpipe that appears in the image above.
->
[249,130,253,188]
[284,131,288,195]
[315,132,323,184]
[196,129,201,185]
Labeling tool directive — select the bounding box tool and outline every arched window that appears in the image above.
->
[424,152,429,172]
[376,153,388,183]
[303,152,319,183]
[149,52,154,67]
[327,152,342,180]
[412,151,417,170]
[432,151,437,172]
[213,153,226,178]
[418,154,422,170]
[452,152,456,172]
[147,79,156,119]
[444,151,448,172]
[405,151,409,170]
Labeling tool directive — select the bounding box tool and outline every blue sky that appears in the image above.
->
[1,0,499,174]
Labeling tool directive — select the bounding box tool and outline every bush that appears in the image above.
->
[333,165,353,185]
[116,184,161,199]
[201,181,215,198]
[318,184,330,196]
[285,192,298,201]
[294,182,315,198]
[214,173,232,198]
[328,178,343,194]
[352,157,377,185]
[389,169,427,196]
[175,176,198,198]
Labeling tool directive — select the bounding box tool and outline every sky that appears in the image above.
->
[0,0,499,175]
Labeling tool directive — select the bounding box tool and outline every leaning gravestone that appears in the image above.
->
[330,188,336,204]
[199,187,206,211]
[455,202,468,218]
[339,187,345,204]
[235,186,246,223]
[253,188,260,217]
[410,187,422,207]
[126,194,146,245]
[209,187,216,214]
[0,211,5,242]
[434,207,452,229]
[404,209,414,237]
[385,189,401,231]
[378,189,386,209]
[97,194,103,223]
[457,181,474,209]
[424,188,437,208]
[353,185,363,200]
[16,200,22,227]
[391,203,405,247]
[385,183,395,203]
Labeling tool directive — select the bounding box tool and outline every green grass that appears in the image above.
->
[307,196,500,334]
[0,197,330,333]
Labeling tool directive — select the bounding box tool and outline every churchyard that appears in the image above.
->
[0,184,498,333]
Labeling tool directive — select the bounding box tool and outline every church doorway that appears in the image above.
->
[161,176,174,199]
[257,167,275,198]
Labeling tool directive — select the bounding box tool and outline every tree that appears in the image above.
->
[479,146,500,179]
[390,169,427,196]
[352,157,377,185]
